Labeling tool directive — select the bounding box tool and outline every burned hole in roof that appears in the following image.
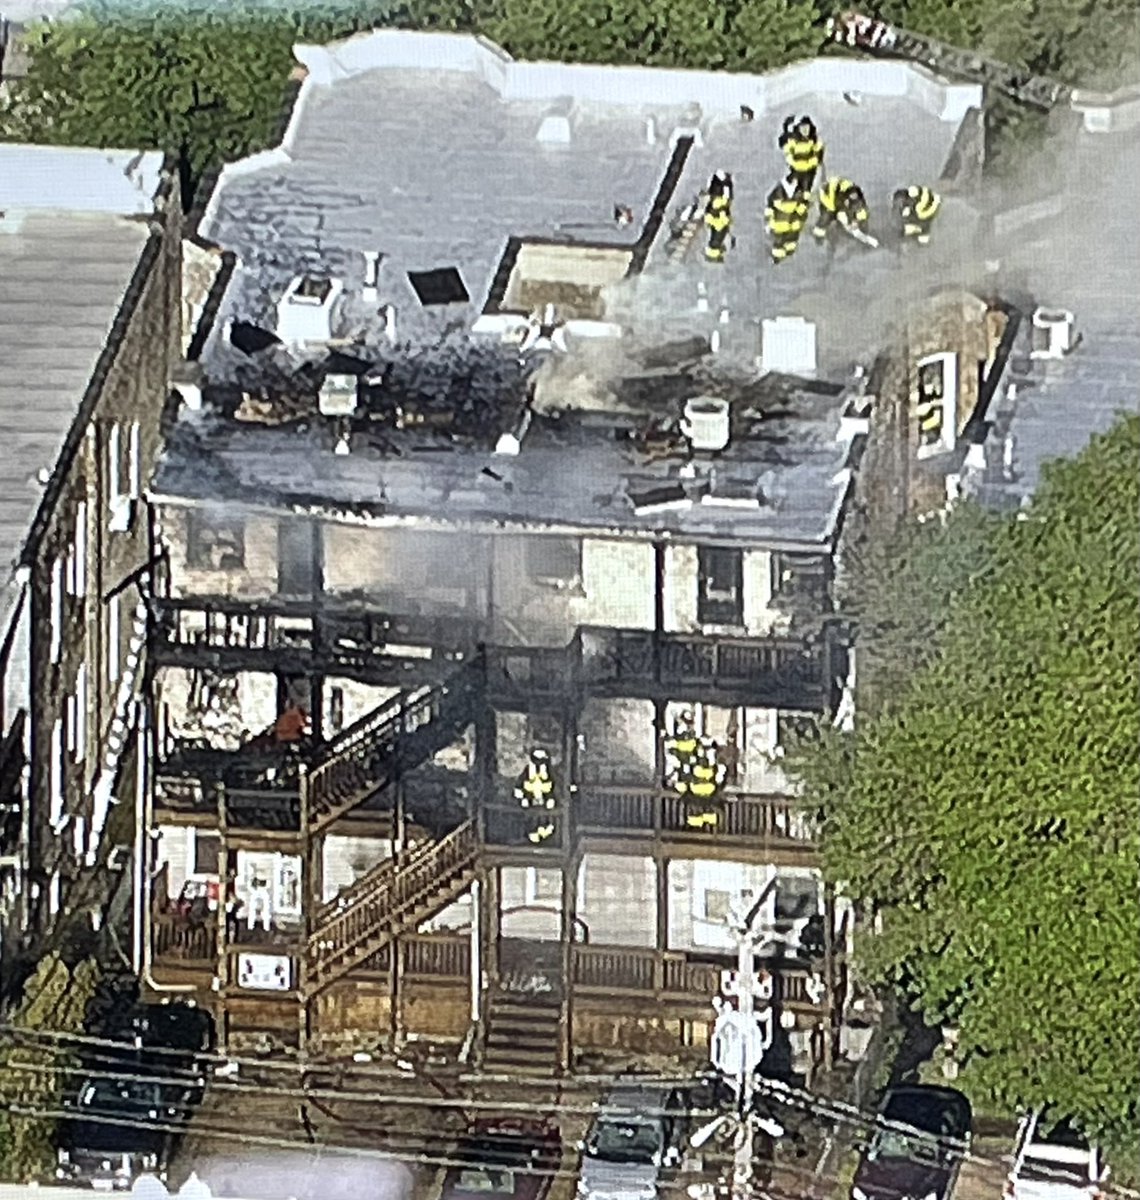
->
[408,267,470,307]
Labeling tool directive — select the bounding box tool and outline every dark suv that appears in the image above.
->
[852,1085,972,1200]
[57,1002,214,1189]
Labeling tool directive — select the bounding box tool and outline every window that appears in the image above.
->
[771,553,828,604]
[703,888,733,923]
[697,546,743,626]
[277,519,318,596]
[525,867,561,904]
[187,510,246,570]
[525,537,581,588]
[49,558,63,663]
[915,353,957,458]
[774,876,819,923]
[191,829,220,877]
[275,855,302,917]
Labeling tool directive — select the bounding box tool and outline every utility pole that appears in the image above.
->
[706,877,779,1200]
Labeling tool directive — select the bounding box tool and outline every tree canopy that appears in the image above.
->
[0,953,99,1181]
[2,0,1135,207]
[791,415,1140,1159]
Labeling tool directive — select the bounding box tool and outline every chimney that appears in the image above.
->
[319,373,358,417]
[682,396,731,452]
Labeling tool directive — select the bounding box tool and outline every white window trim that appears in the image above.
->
[49,558,63,664]
[107,595,120,684]
[49,718,65,830]
[49,871,61,915]
[108,423,122,504]
[74,501,87,597]
[72,816,87,860]
[74,663,87,763]
[915,351,959,460]
[127,421,141,499]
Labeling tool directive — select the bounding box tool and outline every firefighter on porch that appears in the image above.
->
[813,176,871,245]
[893,185,942,245]
[679,737,727,830]
[515,747,558,844]
[664,709,699,786]
[779,114,824,195]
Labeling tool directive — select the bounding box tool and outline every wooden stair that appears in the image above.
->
[482,991,563,1078]
[305,819,478,994]
[306,659,483,834]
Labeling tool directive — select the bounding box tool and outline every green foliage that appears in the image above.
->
[790,416,1140,1161]
[0,954,99,1182]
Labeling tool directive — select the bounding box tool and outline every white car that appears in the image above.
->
[1005,1111,1108,1200]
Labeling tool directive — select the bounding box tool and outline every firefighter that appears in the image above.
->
[893,185,941,245]
[779,114,824,195]
[683,737,727,831]
[812,176,870,245]
[704,175,734,263]
[515,748,557,844]
[765,175,810,264]
[665,709,699,790]
[707,170,734,211]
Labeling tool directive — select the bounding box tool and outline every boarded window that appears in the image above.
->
[187,511,246,570]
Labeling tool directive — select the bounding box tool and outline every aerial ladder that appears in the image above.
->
[823,10,1074,112]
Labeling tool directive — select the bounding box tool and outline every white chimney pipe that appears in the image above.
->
[645,117,657,144]
[710,329,721,353]
[383,305,397,343]
[718,306,730,325]
[696,283,709,314]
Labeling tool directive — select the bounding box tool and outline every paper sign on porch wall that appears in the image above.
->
[237,952,291,991]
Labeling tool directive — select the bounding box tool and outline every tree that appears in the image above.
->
[0,954,99,1181]
[791,415,1140,1162]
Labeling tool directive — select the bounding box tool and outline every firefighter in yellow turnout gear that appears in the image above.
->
[893,185,941,245]
[515,748,557,844]
[664,709,699,784]
[813,177,870,244]
[704,171,734,263]
[779,114,824,195]
[679,737,727,830]
[765,176,810,264]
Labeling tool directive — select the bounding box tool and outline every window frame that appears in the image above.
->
[697,545,744,627]
[186,510,247,571]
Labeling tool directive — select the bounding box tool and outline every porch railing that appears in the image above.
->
[571,944,823,1007]
[152,912,217,962]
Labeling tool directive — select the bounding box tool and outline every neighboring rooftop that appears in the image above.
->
[0,145,166,600]
[970,131,1140,507]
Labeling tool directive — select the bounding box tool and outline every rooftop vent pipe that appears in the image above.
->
[1030,308,1075,360]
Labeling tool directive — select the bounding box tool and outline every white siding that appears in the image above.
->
[579,698,656,783]
[321,835,392,902]
[742,549,776,634]
[575,539,654,629]
[742,708,791,793]
[663,545,698,632]
[576,853,655,946]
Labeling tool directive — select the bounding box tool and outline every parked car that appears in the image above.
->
[852,1085,973,1200]
[578,1080,688,1200]
[1006,1112,1108,1200]
[55,1074,191,1189]
[441,1117,562,1200]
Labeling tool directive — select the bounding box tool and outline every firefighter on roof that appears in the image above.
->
[681,737,727,830]
[704,172,734,263]
[813,176,870,243]
[893,185,941,245]
[515,748,557,844]
[779,115,824,195]
[765,176,810,264]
